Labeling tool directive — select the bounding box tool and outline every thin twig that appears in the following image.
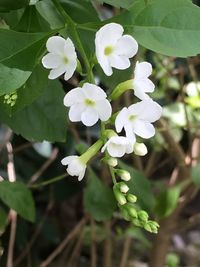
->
[6,142,17,267]
[28,148,59,185]
[91,218,97,267]
[119,236,132,267]
[38,217,87,267]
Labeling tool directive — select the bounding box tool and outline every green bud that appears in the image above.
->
[144,223,153,233]
[118,182,129,193]
[10,102,15,107]
[127,194,137,203]
[110,79,133,101]
[133,142,148,156]
[147,220,159,234]
[6,99,11,104]
[137,210,149,222]
[4,94,10,100]
[120,206,131,221]
[11,94,17,100]
[113,185,127,205]
[132,218,144,227]
[108,158,118,167]
[115,169,131,181]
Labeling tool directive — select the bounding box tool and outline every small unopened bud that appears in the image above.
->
[137,210,149,222]
[116,169,131,181]
[132,218,143,227]
[126,204,138,218]
[11,94,17,100]
[107,157,118,167]
[120,206,131,221]
[133,142,147,156]
[146,220,159,234]
[113,185,127,205]
[127,194,137,203]
[119,182,129,193]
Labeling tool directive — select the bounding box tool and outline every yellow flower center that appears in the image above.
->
[129,115,137,121]
[63,56,68,64]
[104,46,114,56]
[85,98,95,106]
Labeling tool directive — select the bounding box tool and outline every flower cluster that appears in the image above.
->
[42,22,162,233]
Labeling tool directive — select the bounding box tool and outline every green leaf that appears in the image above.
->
[0,80,67,142]
[15,5,51,32]
[0,0,29,12]
[0,29,50,70]
[117,0,200,57]
[192,164,200,188]
[84,171,117,221]
[155,186,180,218]
[94,0,134,9]
[0,206,7,232]
[36,0,64,29]
[0,63,31,95]
[119,161,155,212]
[0,181,35,222]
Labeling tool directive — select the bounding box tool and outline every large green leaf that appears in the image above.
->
[84,171,117,221]
[0,80,67,142]
[0,63,31,95]
[116,0,200,57]
[0,29,49,70]
[0,181,35,222]
[154,186,181,218]
[0,0,29,12]
[119,161,155,212]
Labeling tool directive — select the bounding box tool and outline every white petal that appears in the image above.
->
[46,36,65,54]
[82,83,107,100]
[64,60,77,81]
[64,38,76,58]
[107,143,126,158]
[48,65,66,79]
[135,61,152,79]
[124,124,135,141]
[137,100,162,122]
[68,103,85,122]
[78,169,86,181]
[125,142,134,154]
[133,120,155,139]
[95,100,112,121]
[81,107,99,126]
[134,79,155,100]
[42,53,62,69]
[64,88,85,106]
[115,107,129,133]
[109,54,130,70]
[95,23,123,47]
[61,155,77,166]
[115,35,138,58]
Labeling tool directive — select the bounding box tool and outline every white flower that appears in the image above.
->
[95,23,138,76]
[133,61,155,100]
[101,135,134,158]
[64,83,112,126]
[115,99,162,141]
[61,155,86,181]
[133,142,148,156]
[42,36,77,80]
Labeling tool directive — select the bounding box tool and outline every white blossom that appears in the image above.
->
[42,36,77,80]
[95,23,138,76]
[115,99,162,141]
[133,61,155,100]
[64,83,112,126]
[61,155,86,181]
[101,135,133,158]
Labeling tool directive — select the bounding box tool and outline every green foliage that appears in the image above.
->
[0,181,35,222]
[166,253,180,267]
[0,206,7,232]
[0,0,29,12]
[192,164,200,188]
[93,0,134,9]
[84,171,117,221]
[0,80,67,142]
[116,0,200,56]
[119,162,155,212]
[155,186,181,218]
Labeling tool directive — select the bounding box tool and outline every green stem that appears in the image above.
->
[29,173,67,189]
[52,0,94,82]
[109,166,117,184]
[80,139,103,163]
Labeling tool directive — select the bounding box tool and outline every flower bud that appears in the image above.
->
[116,169,131,181]
[133,142,148,156]
[132,218,143,227]
[137,210,149,222]
[113,185,127,205]
[146,220,159,234]
[126,204,138,218]
[119,182,129,193]
[107,157,118,167]
[120,206,131,221]
[127,194,137,203]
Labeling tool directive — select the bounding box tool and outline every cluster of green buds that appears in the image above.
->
[113,169,159,234]
[4,92,18,107]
